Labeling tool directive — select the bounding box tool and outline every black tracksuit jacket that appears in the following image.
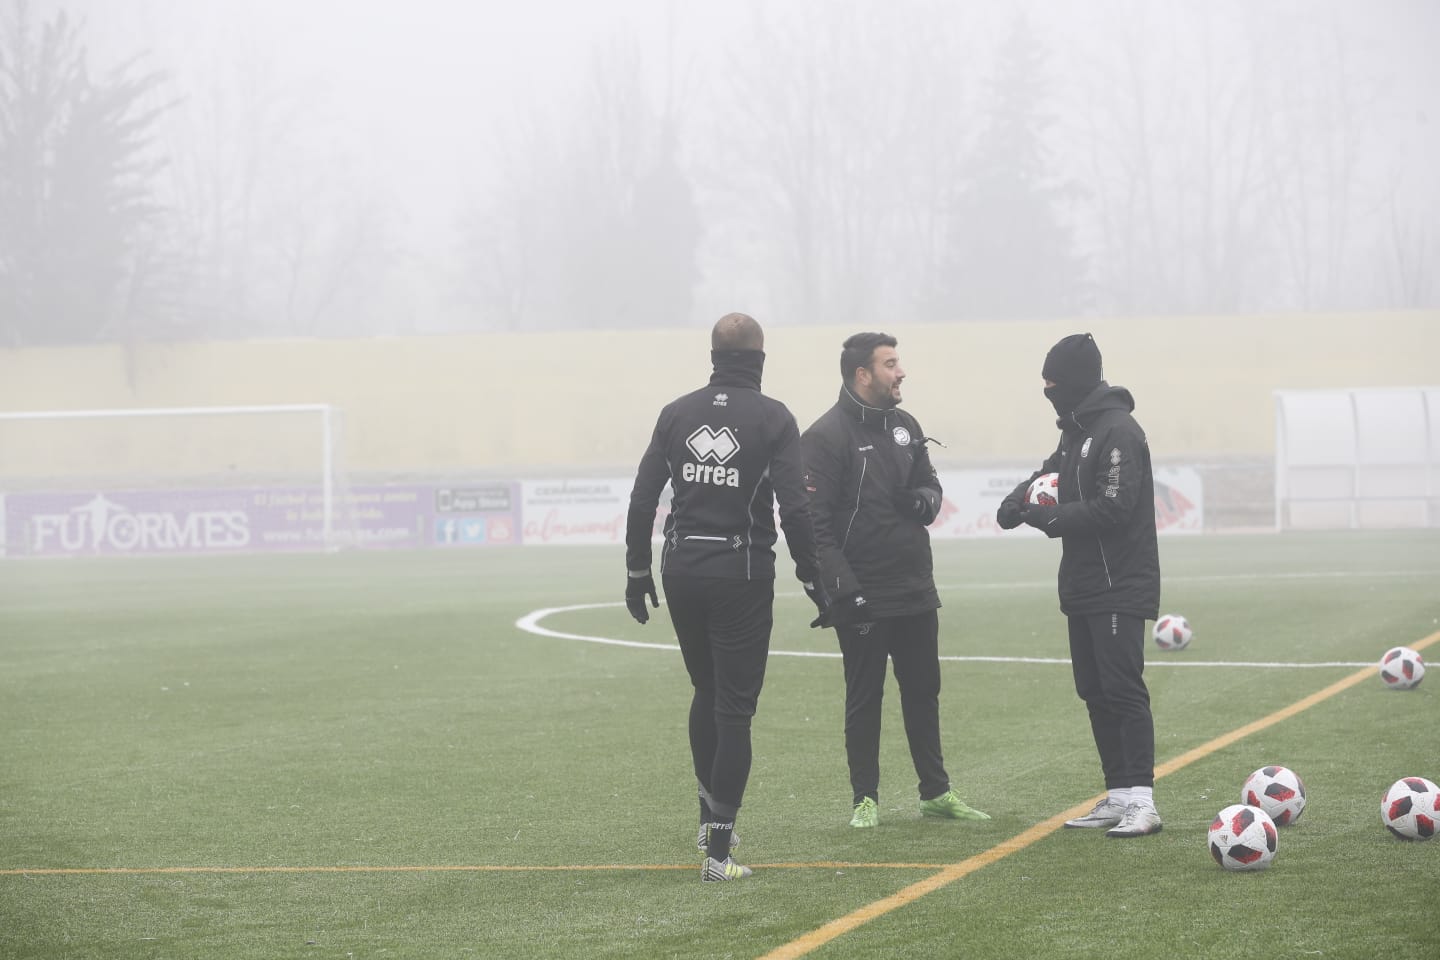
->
[625,350,819,585]
[1001,383,1161,620]
[800,387,942,618]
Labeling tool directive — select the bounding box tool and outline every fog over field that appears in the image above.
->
[2,0,1437,558]
[3,0,1436,344]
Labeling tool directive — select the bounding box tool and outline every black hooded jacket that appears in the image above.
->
[800,386,942,618]
[1002,382,1161,619]
[625,350,819,584]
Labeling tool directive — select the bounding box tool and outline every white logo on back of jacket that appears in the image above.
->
[683,425,742,487]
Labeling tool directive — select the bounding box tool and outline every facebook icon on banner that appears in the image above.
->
[435,516,486,545]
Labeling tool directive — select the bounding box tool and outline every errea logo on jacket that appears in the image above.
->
[686,426,739,462]
[683,426,742,487]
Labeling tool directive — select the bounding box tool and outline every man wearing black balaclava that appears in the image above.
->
[995,333,1163,838]
[624,312,829,882]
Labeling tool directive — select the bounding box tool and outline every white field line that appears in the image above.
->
[934,568,1440,592]
[513,602,1381,668]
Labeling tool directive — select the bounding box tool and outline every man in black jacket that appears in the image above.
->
[801,332,989,829]
[625,312,829,882]
[996,332,1163,838]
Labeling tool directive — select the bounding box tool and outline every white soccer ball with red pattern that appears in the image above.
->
[1378,646,1425,690]
[1152,614,1192,651]
[1026,473,1059,506]
[1241,765,1307,826]
[1208,803,1278,871]
[1381,777,1440,840]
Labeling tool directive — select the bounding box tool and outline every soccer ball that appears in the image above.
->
[1026,472,1059,506]
[1153,614,1192,651]
[1208,803,1278,871]
[1380,777,1440,840]
[1241,765,1307,826]
[1378,646,1425,690]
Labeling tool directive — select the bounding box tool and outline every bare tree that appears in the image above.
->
[1073,2,1275,314]
[1071,0,1421,316]
[1380,167,1436,308]
[458,34,701,331]
[144,31,398,340]
[1253,11,1374,311]
[702,0,976,325]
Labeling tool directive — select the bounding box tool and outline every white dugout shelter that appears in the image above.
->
[1274,387,1440,530]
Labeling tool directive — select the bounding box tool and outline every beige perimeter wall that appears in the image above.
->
[1,313,1436,479]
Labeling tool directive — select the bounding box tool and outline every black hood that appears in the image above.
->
[1058,382,1135,433]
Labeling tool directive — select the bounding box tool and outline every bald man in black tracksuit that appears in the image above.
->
[996,332,1163,839]
[624,312,827,883]
[801,332,989,829]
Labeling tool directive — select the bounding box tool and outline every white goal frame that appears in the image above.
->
[0,403,349,549]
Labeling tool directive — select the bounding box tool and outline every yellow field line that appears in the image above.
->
[757,629,1440,960]
[0,861,948,878]
[5,631,1435,942]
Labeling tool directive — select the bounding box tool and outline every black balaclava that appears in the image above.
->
[1041,333,1102,417]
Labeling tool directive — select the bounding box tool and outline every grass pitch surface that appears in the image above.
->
[1,531,1437,958]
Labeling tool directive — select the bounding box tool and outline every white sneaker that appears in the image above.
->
[701,856,753,882]
[1105,802,1163,838]
[1064,796,1127,829]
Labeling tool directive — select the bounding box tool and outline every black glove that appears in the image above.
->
[893,487,938,525]
[1020,503,1060,536]
[828,592,870,627]
[625,572,659,624]
[996,497,1024,530]
[803,581,832,628]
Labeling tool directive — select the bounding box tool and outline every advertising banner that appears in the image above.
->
[520,477,668,546]
[549,465,1203,548]
[1,483,522,557]
[0,468,1199,557]
[927,465,1204,539]
[1152,467,1205,534]
[928,468,1047,540]
[431,483,520,547]
[256,486,431,551]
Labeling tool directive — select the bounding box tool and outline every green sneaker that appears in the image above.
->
[920,789,991,821]
[850,796,879,828]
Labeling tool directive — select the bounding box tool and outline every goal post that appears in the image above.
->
[0,403,355,556]
[1274,387,1439,530]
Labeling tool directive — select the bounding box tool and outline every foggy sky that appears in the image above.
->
[40,0,1440,334]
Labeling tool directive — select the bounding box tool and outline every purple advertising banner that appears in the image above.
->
[2,482,520,557]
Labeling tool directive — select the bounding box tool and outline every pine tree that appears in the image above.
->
[937,13,1085,321]
[0,0,168,345]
